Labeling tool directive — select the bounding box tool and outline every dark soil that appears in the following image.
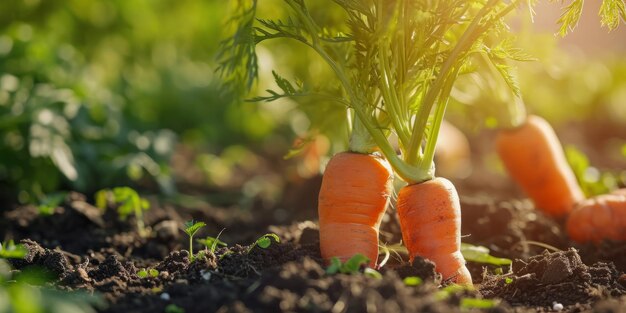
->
[2,188,626,313]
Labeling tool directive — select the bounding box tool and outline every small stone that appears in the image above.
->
[160,293,170,301]
[552,302,563,311]
[200,270,211,281]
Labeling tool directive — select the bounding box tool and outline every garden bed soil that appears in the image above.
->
[2,188,626,313]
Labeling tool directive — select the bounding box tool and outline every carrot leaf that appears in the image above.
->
[461,243,512,266]
[403,276,423,286]
[599,0,626,31]
[554,0,585,37]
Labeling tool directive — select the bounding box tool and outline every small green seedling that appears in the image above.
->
[247,233,280,253]
[137,268,159,278]
[196,228,227,254]
[461,243,512,266]
[435,284,473,301]
[37,192,67,216]
[326,254,370,275]
[197,236,227,254]
[505,277,514,284]
[0,240,27,259]
[165,304,185,313]
[183,220,206,259]
[460,298,499,310]
[96,187,151,237]
[403,276,423,286]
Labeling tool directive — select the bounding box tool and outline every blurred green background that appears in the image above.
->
[0,0,625,207]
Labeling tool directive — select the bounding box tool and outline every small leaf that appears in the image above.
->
[461,243,512,266]
[137,269,148,278]
[165,304,185,313]
[95,190,108,210]
[505,277,513,284]
[0,241,27,259]
[149,269,159,277]
[255,233,280,249]
[341,254,369,274]
[325,257,342,275]
[183,220,207,237]
[197,237,227,253]
[257,237,271,249]
[403,276,423,286]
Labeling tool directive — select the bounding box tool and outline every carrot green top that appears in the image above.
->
[219,0,624,184]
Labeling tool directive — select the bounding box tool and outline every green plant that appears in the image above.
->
[0,259,105,313]
[137,268,159,279]
[197,230,228,254]
[165,304,185,313]
[182,220,206,259]
[403,276,423,286]
[37,192,67,216]
[565,145,617,197]
[247,233,280,253]
[96,187,151,237]
[325,254,371,275]
[460,243,512,266]
[0,240,27,259]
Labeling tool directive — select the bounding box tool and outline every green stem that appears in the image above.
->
[189,236,193,257]
[478,53,527,129]
[420,67,460,174]
[406,0,499,166]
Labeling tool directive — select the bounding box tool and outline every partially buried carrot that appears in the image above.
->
[496,115,585,219]
[566,188,626,243]
[318,152,393,265]
[397,177,472,284]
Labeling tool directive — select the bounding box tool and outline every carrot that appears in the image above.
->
[397,177,472,284]
[318,152,393,265]
[566,189,626,243]
[496,115,585,218]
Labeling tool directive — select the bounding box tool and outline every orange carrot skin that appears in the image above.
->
[496,115,585,219]
[318,152,393,266]
[397,177,472,285]
[566,189,626,243]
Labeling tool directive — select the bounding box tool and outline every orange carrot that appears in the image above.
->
[318,152,393,266]
[496,115,585,218]
[396,177,472,285]
[566,188,626,243]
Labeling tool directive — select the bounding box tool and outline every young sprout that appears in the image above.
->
[182,220,206,259]
[137,268,159,278]
[247,233,280,253]
[37,192,67,216]
[96,187,151,237]
[197,229,227,254]
[403,276,423,286]
[0,240,27,259]
[325,254,371,275]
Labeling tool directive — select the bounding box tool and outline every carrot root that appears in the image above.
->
[396,177,472,285]
[496,115,585,218]
[318,152,393,266]
[566,189,626,243]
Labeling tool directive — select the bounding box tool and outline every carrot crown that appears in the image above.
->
[220,0,527,183]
